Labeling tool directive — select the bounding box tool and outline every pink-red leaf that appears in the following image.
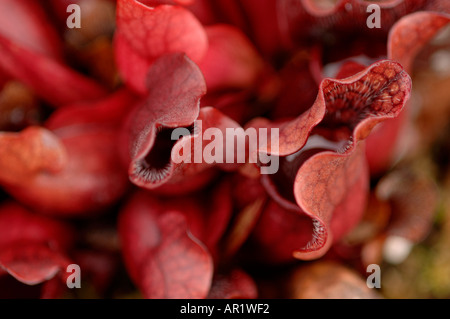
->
[2,125,129,216]
[121,53,244,193]
[119,192,214,299]
[254,60,411,261]
[139,212,212,298]
[0,35,107,107]
[0,202,75,251]
[46,89,138,130]
[0,0,62,59]
[122,53,206,188]
[365,12,450,174]
[0,242,70,286]
[199,25,264,91]
[0,203,73,292]
[0,126,67,186]
[115,0,208,94]
[293,61,411,258]
[388,11,450,72]
[293,143,369,260]
[208,269,258,299]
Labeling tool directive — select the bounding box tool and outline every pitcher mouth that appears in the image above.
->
[131,124,196,185]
